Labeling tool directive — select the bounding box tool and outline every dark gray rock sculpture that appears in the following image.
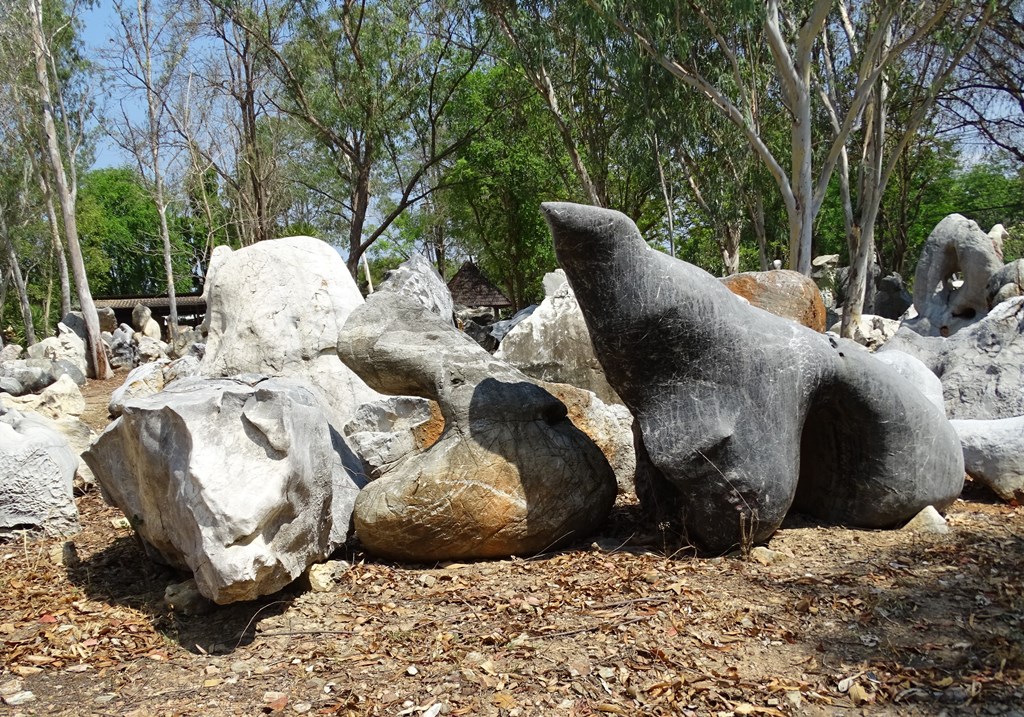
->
[542,202,964,554]
[337,290,617,562]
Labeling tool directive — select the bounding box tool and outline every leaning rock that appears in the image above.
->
[338,291,617,562]
[951,416,1024,502]
[85,376,364,604]
[542,202,963,554]
[200,236,380,427]
[0,407,79,537]
[496,279,621,405]
[904,214,1003,337]
[720,270,826,331]
[881,296,1024,419]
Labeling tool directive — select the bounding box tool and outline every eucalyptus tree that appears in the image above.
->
[216,0,492,276]
[27,0,111,377]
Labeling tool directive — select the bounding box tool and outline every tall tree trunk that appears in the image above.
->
[751,194,769,271]
[346,160,372,277]
[721,223,741,276]
[30,0,111,378]
[0,211,36,346]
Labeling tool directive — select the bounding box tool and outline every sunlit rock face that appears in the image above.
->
[543,202,963,554]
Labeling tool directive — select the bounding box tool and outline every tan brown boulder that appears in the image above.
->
[720,270,826,331]
[338,289,617,563]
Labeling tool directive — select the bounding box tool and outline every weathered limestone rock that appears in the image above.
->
[987,259,1024,308]
[0,359,61,396]
[109,360,170,417]
[135,336,169,364]
[882,296,1024,419]
[131,304,162,341]
[27,323,87,379]
[0,407,79,537]
[105,324,137,369]
[85,376,364,604]
[827,314,900,350]
[200,236,380,427]
[720,270,826,331]
[0,344,22,362]
[538,381,636,495]
[901,505,950,535]
[951,417,1024,502]
[904,214,1004,337]
[496,278,621,405]
[378,254,455,325]
[62,308,117,339]
[873,273,913,320]
[2,374,86,419]
[342,396,443,481]
[542,202,963,554]
[338,291,617,562]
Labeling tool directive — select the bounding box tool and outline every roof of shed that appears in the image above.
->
[446,262,512,308]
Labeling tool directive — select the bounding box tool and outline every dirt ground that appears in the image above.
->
[2,375,1024,716]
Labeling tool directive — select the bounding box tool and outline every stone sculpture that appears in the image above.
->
[199,236,381,427]
[86,376,364,604]
[542,202,963,554]
[131,304,162,341]
[904,214,1004,336]
[337,290,617,562]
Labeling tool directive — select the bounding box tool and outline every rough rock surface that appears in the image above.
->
[496,279,621,405]
[881,296,1024,419]
[377,254,455,325]
[2,374,86,419]
[905,214,1004,337]
[342,396,443,481]
[543,202,963,554]
[827,314,900,350]
[105,325,138,369]
[62,308,117,338]
[200,236,380,427]
[0,344,22,362]
[0,407,79,537]
[85,376,364,604]
[720,270,826,331]
[987,259,1024,308]
[26,324,88,379]
[338,291,617,562]
[951,417,1024,502]
[872,350,945,414]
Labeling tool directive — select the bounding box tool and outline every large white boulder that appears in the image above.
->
[200,236,381,426]
[496,272,621,405]
[0,407,79,536]
[85,376,365,604]
[951,416,1024,502]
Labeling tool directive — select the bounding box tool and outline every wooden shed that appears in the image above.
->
[446,262,512,311]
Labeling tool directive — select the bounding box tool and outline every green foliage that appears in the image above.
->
[76,168,191,295]
[438,65,571,309]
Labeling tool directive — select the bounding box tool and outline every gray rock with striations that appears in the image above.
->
[85,376,365,604]
[0,406,79,537]
[338,289,617,562]
[881,296,1024,419]
[542,202,963,554]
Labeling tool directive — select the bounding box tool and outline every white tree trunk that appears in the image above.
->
[30,0,111,378]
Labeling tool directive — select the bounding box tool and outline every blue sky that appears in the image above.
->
[80,2,133,169]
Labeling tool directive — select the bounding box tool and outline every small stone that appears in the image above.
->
[784,691,802,709]
[307,563,336,593]
[94,693,117,705]
[418,574,437,588]
[902,505,950,535]
[0,679,22,696]
[164,579,214,615]
[292,702,312,714]
[407,665,419,676]
[2,691,35,706]
[750,546,791,565]
[263,691,288,711]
